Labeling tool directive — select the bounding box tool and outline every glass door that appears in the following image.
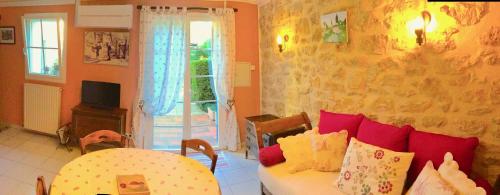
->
[153,18,218,150]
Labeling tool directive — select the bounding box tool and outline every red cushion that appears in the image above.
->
[474,177,493,195]
[259,144,285,167]
[356,118,413,152]
[318,110,364,141]
[408,130,479,183]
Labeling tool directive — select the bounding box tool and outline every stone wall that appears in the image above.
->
[259,0,499,183]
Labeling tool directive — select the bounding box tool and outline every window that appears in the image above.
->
[22,13,67,83]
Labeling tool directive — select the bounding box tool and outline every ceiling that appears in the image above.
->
[0,0,269,7]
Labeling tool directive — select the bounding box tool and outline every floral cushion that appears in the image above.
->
[277,130,314,173]
[335,138,414,195]
[311,128,348,172]
[437,152,486,195]
[406,161,456,195]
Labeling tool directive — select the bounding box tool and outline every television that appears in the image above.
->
[81,80,120,109]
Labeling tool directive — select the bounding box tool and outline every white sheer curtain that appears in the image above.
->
[210,8,239,151]
[132,6,188,149]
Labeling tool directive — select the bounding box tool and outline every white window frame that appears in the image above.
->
[22,12,68,83]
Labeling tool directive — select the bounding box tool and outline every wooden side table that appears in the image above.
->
[245,114,279,159]
[71,104,127,143]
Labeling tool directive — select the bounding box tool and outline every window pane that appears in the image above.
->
[190,21,212,46]
[28,48,43,74]
[191,77,216,102]
[28,19,42,47]
[43,49,60,76]
[42,19,59,48]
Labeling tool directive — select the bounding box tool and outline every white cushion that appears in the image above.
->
[277,130,314,173]
[406,161,456,195]
[438,152,486,195]
[258,163,342,195]
[311,129,348,172]
[335,138,414,195]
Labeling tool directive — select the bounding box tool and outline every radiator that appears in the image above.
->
[24,83,62,135]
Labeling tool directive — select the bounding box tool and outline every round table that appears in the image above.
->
[50,148,220,195]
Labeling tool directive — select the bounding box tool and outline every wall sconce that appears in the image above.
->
[413,11,432,46]
[277,34,289,52]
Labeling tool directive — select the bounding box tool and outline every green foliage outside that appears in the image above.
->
[190,41,217,113]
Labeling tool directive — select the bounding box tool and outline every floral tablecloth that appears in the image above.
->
[50,148,220,195]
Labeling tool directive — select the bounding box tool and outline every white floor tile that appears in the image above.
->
[0,158,17,175]
[3,163,38,184]
[19,153,49,168]
[4,148,30,162]
[40,157,67,173]
[0,176,22,195]
[222,167,256,185]
[229,179,260,195]
[221,186,234,195]
[12,182,35,195]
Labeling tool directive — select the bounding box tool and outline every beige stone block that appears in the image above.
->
[440,3,488,26]
[387,116,416,127]
[422,116,448,128]
[369,97,395,112]
[451,119,488,136]
[467,107,493,116]
[399,100,432,113]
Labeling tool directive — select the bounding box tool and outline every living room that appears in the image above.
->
[0,0,498,195]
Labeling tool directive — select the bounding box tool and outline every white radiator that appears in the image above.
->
[24,83,62,135]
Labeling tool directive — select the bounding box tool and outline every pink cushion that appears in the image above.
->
[408,130,479,183]
[474,177,493,195]
[318,110,364,141]
[356,118,413,152]
[259,144,285,167]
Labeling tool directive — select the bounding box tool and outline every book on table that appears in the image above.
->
[116,174,150,195]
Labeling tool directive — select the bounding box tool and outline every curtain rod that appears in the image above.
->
[136,5,238,12]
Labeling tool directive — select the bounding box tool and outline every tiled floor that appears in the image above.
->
[0,126,260,195]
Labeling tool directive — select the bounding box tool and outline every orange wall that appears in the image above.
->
[0,1,260,142]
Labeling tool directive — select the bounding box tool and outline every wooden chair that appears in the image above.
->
[181,139,218,173]
[79,130,126,155]
[36,176,47,195]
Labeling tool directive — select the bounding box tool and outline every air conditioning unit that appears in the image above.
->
[75,3,133,29]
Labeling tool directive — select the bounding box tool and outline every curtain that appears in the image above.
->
[210,8,239,151]
[132,6,187,149]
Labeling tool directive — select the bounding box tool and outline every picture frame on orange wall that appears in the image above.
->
[0,26,15,44]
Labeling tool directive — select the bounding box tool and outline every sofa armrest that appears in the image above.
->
[256,112,312,148]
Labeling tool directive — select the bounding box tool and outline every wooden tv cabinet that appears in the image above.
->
[71,104,127,142]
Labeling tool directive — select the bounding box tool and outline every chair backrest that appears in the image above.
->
[79,130,126,155]
[181,139,218,173]
[36,176,47,195]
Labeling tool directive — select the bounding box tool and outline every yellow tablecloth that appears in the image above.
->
[50,148,220,195]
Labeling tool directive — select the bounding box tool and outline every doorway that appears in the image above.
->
[153,18,218,150]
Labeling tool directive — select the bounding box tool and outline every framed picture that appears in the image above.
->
[321,11,348,43]
[84,31,129,66]
[0,26,15,44]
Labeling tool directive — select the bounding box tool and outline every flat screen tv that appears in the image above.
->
[81,80,120,109]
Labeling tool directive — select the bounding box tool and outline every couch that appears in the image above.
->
[257,111,494,195]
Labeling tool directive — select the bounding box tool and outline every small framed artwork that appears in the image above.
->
[0,26,15,44]
[84,31,130,66]
[321,11,348,43]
